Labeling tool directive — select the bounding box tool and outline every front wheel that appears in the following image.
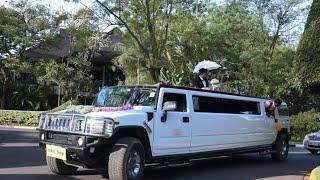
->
[46,156,78,175]
[271,133,289,161]
[309,149,318,155]
[108,137,145,180]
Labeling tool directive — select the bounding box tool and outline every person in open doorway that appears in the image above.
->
[264,99,283,117]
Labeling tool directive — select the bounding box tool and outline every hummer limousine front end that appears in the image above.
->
[38,113,118,168]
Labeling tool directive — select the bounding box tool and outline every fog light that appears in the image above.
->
[90,147,95,153]
[77,137,84,146]
[41,133,45,141]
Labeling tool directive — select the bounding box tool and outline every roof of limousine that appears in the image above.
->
[159,85,267,100]
[112,84,268,100]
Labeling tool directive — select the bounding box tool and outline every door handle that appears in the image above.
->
[183,117,189,123]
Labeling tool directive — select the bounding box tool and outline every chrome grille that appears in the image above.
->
[309,135,320,141]
[38,113,115,137]
[40,113,86,133]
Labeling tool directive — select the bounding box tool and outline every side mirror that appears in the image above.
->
[163,101,177,111]
[161,101,177,122]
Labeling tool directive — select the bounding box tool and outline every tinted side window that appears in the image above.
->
[193,96,260,115]
[162,93,187,112]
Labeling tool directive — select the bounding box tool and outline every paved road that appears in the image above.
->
[0,127,318,180]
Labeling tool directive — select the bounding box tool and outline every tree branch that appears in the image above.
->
[95,0,148,57]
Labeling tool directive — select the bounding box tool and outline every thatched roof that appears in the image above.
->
[26,28,123,65]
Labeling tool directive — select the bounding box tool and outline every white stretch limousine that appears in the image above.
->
[38,85,290,180]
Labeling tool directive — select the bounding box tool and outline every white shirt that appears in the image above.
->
[199,76,207,87]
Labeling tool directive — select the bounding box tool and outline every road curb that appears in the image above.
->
[0,125,37,130]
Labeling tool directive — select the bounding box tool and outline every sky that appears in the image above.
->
[2,0,312,44]
[3,0,95,13]
[3,0,227,13]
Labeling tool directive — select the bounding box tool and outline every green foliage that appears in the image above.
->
[7,84,52,111]
[160,68,184,86]
[304,0,320,29]
[35,56,93,101]
[109,0,306,100]
[0,100,80,126]
[0,0,63,109]
[295,19,320,89]
[33,9,108,102]
[159,62,195,86]
[290,109,320,141]
[0,110,43,125]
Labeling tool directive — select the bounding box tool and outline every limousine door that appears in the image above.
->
[152,89,191,156]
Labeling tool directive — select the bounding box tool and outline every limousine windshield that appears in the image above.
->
[93,86,157,107]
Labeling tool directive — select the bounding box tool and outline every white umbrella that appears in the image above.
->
[193,60,221,73]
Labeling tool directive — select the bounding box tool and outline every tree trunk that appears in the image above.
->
[1,79,8,109]
[58,85,61,107]
[149,68,160,83]
[0,67,10,109]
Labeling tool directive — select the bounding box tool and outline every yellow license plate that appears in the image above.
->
[46,144,67,160]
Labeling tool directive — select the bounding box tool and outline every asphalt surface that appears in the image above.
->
[0,127,319,180]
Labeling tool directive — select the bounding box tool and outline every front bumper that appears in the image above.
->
[39,130,113,168]
[303,140,320,150]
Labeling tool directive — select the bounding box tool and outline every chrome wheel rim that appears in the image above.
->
[127,150,141,178]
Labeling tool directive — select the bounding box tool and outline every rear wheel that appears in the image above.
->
[108,137,145,180]
[309,149,318,155]
[46,156,78,175]
[271,133,289,161]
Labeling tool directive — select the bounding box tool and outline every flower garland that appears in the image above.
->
[65,104,133,114]
[100,104,133,112]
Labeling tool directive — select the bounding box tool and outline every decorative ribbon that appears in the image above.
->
[65,104,133,114]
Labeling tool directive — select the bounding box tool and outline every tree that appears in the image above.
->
[94,0,176,83]
[34,9,109,105]
[293,0,320,91]
[0,0,62,109]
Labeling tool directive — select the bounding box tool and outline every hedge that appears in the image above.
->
[0,110,44,126]
[0,100,79,126]
[290,109,320,142]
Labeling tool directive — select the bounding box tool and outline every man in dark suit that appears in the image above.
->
[194,68,210,88]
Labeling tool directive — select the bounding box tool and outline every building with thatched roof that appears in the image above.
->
[25,27,125,87]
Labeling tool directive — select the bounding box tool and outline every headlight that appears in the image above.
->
[85,117,115,137]
[77,137,84,146]
[304,135,309,141]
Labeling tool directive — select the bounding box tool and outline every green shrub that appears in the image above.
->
[0,100,81,126]
[290,109,320,142]
[0,110,44,125]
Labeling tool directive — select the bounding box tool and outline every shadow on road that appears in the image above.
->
[0,146,46,169]
[0,174,76,180]
[0,129,38,144]
[0,151,317,180]
[0,127,318,180]
[0,170,109,180]
[143,153,317,180]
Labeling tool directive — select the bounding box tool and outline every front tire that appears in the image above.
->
[108,137,145,180]
[271,133,289,161]
[46,156,78,175]
[309,149,318,155]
